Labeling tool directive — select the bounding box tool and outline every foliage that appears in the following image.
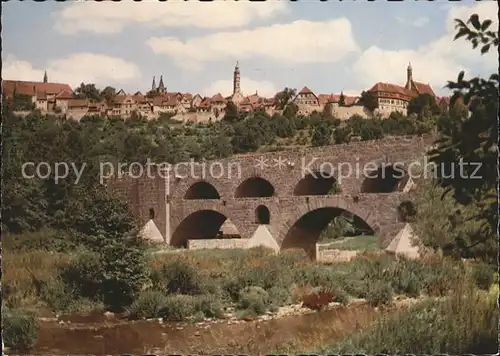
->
[2,308,39,351]
[408,93,441,118]
[413,181,496,263]
[471,262,495,290]
[238,286,270,315]
[159,294,196,321]
[358,90,378,112]
[320,285,498,354]
[429,13,498,261]
[366,282,393,307]
[129,290,170,319]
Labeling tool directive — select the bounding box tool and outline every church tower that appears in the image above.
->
[158,75,166,94]
[151,76,156,91]
[43,71,48,83]
[233,61,241,95]
[405,62,413,91]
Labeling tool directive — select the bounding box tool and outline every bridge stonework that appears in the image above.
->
[107,135,434,254]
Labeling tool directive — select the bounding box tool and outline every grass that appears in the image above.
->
[318,235,380,251]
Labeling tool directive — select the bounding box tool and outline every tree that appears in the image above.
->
[274,87,297,110]
[358,90,378,112]
[407,94,441,118]
[338,92,346,107]
[223,101,239,123]
[310,120,333,147]
[73,83,101,101]
[429,13,498,262]
[100,86,116,103]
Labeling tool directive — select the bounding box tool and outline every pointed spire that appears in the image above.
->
[158,75,165,89]
[43,71,48,83]
[151,76,156,91]
[235,61,239,71]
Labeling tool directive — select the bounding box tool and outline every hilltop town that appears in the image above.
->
[3,63,452,122]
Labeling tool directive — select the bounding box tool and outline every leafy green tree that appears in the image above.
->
[274,87,297,110]
[408,94,441,118]
[223,101,240,123]
[429,13,498,262]
[358,90,378,112]
[338,92,346,107]
[100,86,116,103]
[310,120,333,147]
[73,83,101,101]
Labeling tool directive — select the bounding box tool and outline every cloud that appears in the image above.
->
[147,18,360,71]
[203,77,278,98]
[352,1,497,94]
[2,53,141,89]
[395,16,429,27]
[53,1,288,35]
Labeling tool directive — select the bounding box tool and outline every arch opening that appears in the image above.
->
[255,205,270,224]
[281,207,375,258]
[170,210,240,248]
[149,208,155,220]
[184,181,221,199]
[235,177,275,198]
[293,171,340,196]
[360,165,409,193]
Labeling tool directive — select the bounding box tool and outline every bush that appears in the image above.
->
[332,289,350,305]
[62,249,103,300]
[159,294,196,321]
[472,263,495,290]
[320,285,498,354]
[194,294,225,319]
[366,282,393,307]
[40,278,78,312]
[267,286,292,308]
[161,260,204,295]
[2,308,39,351]
[129,290,169,319]
[238,286,270,315]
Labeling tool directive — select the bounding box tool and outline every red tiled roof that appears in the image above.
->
[211,93,226,102]
[198,99,211,108]
[299,86,313,95]
[369,82,413,99]
[36,92,47,100]
[182,93,193,100]
[2,80,72,99]
[56,90,73,100]
[165,97,178,106]
[68,99,90,108]
[412,81,436,97]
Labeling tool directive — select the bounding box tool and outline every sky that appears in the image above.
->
[2,0,498,98]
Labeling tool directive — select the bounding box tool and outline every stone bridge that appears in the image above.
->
[107,135,435,257]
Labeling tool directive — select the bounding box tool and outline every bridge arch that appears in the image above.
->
[278,200,379,258]
[184,181,221,199]
[235,177,275,198]
[293,170,340,196]
[170,209,238,247]
[360,164,409,193]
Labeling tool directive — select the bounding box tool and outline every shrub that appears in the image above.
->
[302,290,336,310]
[129,290,169,319]
[366,282,393,307]
[332,289,350,305]
[267,286,292,308]
[194,294,225,319]
[320,285,498,354]
[62,249,103,300]
[472,263,495,290]
[2,308,39,351]
[162,260,204,295]
[40,278,77,312]
[238,286,270,315]
[159,294,196,321]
